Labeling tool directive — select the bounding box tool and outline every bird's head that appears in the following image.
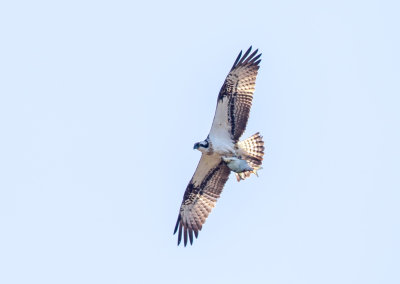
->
[193,139,209,153]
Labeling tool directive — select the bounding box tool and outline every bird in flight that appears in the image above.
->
[174,47,265,246]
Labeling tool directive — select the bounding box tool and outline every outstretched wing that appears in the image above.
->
[174,154,231,246]
[209,47,261,143]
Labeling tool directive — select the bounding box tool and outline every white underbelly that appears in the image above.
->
[211,137,236,156]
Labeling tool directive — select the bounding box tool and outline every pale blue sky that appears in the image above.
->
[0,0,399,283]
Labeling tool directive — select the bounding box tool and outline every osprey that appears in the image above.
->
[174,47,265,246]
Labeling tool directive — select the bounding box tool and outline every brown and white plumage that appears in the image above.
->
[174,155,230,246]
[174,47,264,246]
[235,132,264,181]
[209,46,261,144]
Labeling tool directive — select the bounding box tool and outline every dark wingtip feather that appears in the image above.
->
[184,227,188,247]
[189,229,193,245]
[231,47,262,70]
[173,215,181,235]
[177,222,182,246]
[243,49,258,64]
[237,46,252,65]
[231,50,242,70]
[254,59,262,66]
[249,53,262,64]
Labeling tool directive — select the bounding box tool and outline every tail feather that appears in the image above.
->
[236,132,265,181]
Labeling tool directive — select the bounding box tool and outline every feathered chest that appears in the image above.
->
[208,135,236,156]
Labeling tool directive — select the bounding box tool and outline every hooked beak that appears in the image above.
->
[193,143,199,150]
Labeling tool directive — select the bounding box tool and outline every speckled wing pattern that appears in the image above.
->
[216,46,261,142]
[173,154,231,246]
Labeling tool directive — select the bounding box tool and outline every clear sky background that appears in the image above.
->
[0,0,399,283]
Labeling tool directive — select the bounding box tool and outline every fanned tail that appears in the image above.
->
[236,132,265,181]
